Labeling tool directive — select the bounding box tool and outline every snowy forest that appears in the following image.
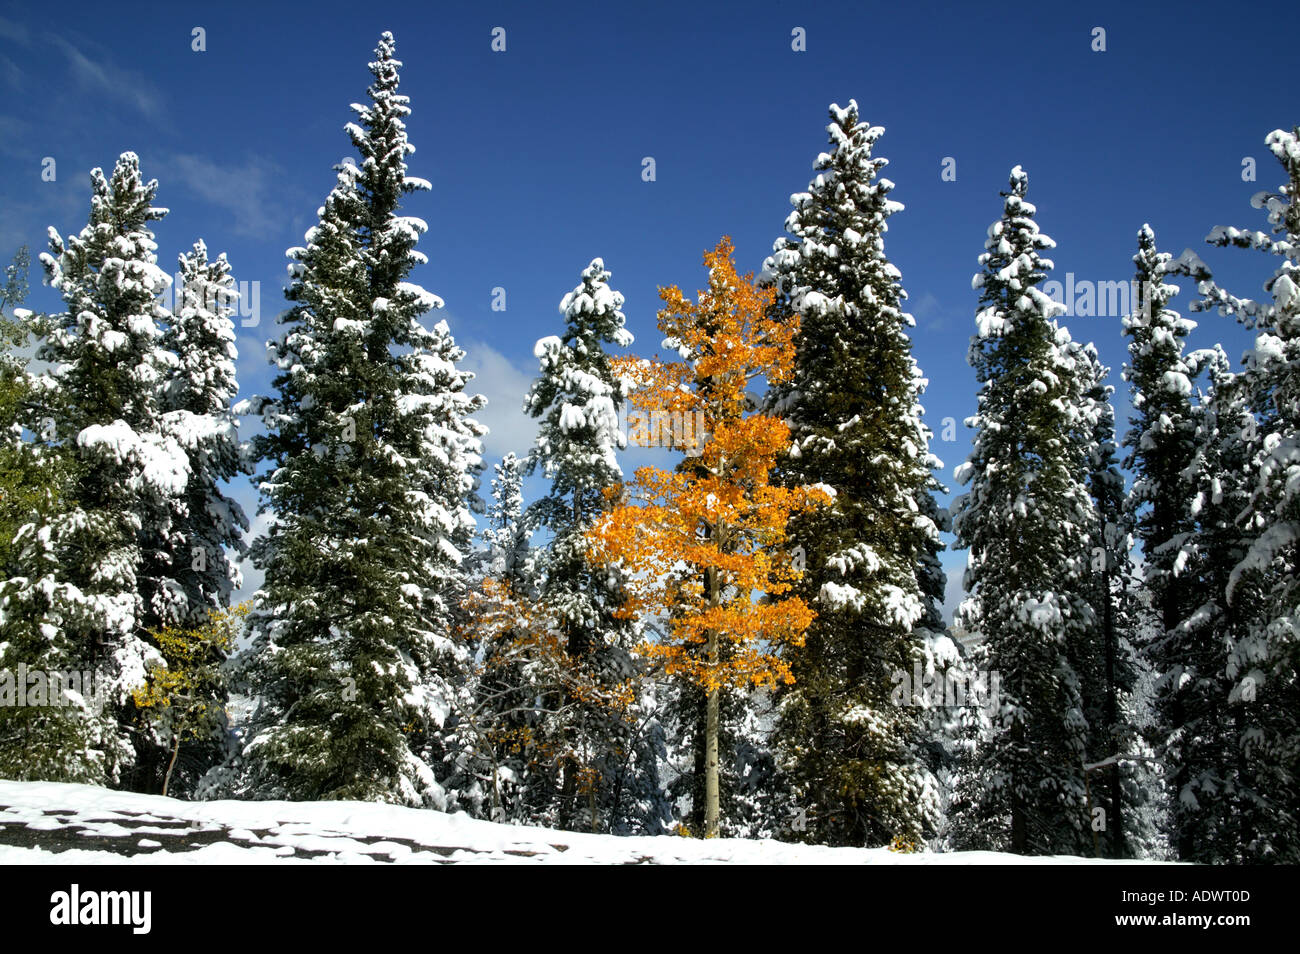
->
[0,29,1296,865]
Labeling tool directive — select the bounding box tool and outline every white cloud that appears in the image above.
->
[942,564,964,627]
[0,16,31,46]
[166,153,289,238]
[231,505,273,613]
[49,36,162,118]
[459,336,539,463]
[0,54,23,93]
[911,290,955,331]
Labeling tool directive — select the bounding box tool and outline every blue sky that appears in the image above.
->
[1,0,1296,619]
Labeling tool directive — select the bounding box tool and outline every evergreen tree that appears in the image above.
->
[132,240,249,794]
[226,33,486,807]
[524,259,634,662]
[0,248,116,782]
[1076,341,1152,858]
[39,157,192,645]
[161,241,249,622]
[480,452,531,587]
[1164,349,1261,861]
[459,452,543,822]
[1121,226,1206,857]
[761,101,944,846]
[913,491,963,824]
[1121,224,1223,859]
[520,259,666,833]
[0,247,38,574]
[15,155,187,787]
[949,167,1097,855]
[1123,225,1200,645]
[1179,127,1300,861]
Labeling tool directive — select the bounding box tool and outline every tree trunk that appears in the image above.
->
[1102,555,1125,858]
[704,647,720,839]
[163,735,181,798]
[558,755,577,830]
[1011,719,1027,853]
[704,552,721,839]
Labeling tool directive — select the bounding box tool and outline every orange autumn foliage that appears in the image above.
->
[586,237,831,695]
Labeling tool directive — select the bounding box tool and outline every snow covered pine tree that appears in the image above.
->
[1075,340,1152,858]
[460,452,544,820]
[761,101,947,847]
[0,248,112,783]
[229,33,487,807]
[521,259,669,833]
[1162,346,1261,862]
[1177,128,1300,862]
[17,154,193,789]
[137,240,251,795]
[161,241,249,625]
[1122,224,1216,860]
[949,167,1100,856]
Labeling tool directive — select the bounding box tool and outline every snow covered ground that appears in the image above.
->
[0,781,1158,865]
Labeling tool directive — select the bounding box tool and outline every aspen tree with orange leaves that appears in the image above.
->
[587,238,831,837]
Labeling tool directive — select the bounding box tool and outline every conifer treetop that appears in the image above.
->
[170,240,240,417]
[526,257,632,495]
[1186,126,1299,330]
[969,165,1063,341]
[764,100,907,327]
